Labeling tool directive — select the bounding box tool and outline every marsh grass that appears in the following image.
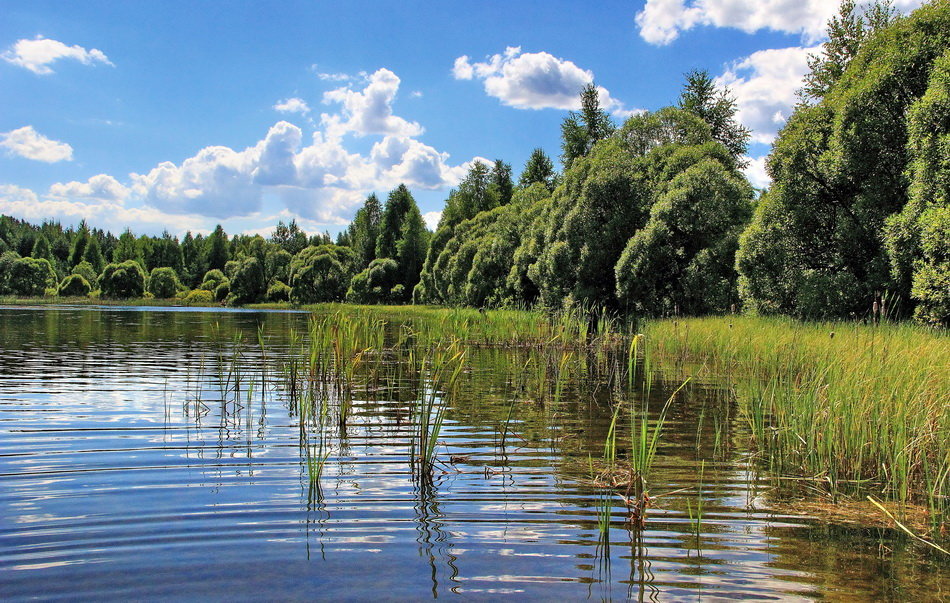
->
[644,316,950,534]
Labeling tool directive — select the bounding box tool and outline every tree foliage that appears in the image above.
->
[737,2,950,320]
[99,261,147,299]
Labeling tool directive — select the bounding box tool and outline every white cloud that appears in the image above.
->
[0,126,74,162]
[321,68,423,138]
[453,47,634,116]
[742,155,770,189]
[715,46,817,143]
[636,0,926,46]
[2,36,113,75]
[2,67,480,233]
[48,174,129,202]
[273,97,310,114]
[422,211,442,231]
[0,184,205,234]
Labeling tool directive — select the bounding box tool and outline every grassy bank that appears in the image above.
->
[643,315,949,533]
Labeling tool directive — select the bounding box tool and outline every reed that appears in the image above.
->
[644,316,950,533]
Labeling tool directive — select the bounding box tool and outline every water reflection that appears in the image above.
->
[0,306,946,600]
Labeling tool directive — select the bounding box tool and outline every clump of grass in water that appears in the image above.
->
[644,315,950,539]
[410,344,466,480]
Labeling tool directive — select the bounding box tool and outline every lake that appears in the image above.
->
[0,306,946,600]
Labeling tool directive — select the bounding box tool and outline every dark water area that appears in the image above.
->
[0,307,946,600]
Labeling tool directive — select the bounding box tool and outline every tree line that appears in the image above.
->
[0,1,946,326]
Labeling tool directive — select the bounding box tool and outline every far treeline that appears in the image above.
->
[0,1,947,326]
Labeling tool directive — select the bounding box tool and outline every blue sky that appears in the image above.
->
[0,0,925,237]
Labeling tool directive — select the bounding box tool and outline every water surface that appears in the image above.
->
[0,307,946,600]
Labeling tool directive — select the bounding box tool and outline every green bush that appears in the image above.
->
[9,257,56,296]
[346,258,400,304]
[214,281,230,302]
[229,256,266,304]
[289,244,356,303]
[182,289,215,304]
[147,267,180,298]
[58,274,92,297]
[199,269,228,291]
[99,261,147,299]
[266,280,291,302]
[71,261,98,288]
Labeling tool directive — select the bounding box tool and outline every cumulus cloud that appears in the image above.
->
[1,67,480,232]
[0,183,206,234]
[48,174,129,202]
[321,68,423,138]
[715,46,816,143]
[742,155,770,189]
[0,126,73,162]
[273,97,310,114]
[2,36,113,75]
[636,0,926,45]
[453,47,634,115]
[422,211,442,231]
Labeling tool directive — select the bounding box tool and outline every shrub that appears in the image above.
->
[182,289,214,304]
[71,261,98,288]
[199,269,228,291]
[99,261,147,298]
[9,257,56,296]
[214,281,230,302]
[229,256,266,304]
[266,280,291,302]
[147,267,180,298]
[58,274,92,297]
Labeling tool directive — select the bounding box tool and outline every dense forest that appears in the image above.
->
[0,1,947,326]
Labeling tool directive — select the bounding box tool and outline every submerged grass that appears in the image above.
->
[643,316,949,535]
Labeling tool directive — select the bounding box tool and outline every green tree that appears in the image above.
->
[395,202,428,299]
[560,83,615,170]
[737,3,950,320]
[229,256,266,304]
[147,267,180,298]
[678,69,750,162]
[99,261,147,298]
[347,193,382,269]
[441,162,494,227]
[518,148,556,190]
[800,0,900,101]
[347,258,401,304]
[31,234,53,263]
[71,261,98,288]
[289,244,357,303]
[376,185,417,259]
[616,158,753,315]
[58,274,91,297]
[113,230,140,263]
[206,225,229,271]
[69,221,89,268]
[82,236,105,274]
[270,219,308,256]
[9,257,56,296]
[490,159,514,206]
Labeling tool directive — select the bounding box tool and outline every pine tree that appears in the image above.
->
[678,69,750,162]
[560,83,615,169]
[377,185,416,260]
[519,148,556,190]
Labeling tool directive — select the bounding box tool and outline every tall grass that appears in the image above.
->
[644,316,949,532]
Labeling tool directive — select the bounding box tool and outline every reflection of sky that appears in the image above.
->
[0,308,943,600]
